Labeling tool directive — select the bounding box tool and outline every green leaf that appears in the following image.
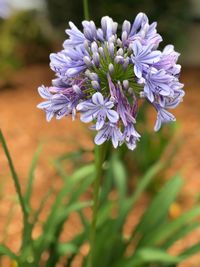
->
[111,154,127,205]
[151,206,200,247]
[56,201,92,224]
[127,248,180,266]
[127,160,165,209]
[0,244,18,261]
[113,161,165,232]
[115,248,180,267]
[134,175,183,247]
[97,201,114,227]
[180,242,200,260]
[162,221,200,249]
[25,144,43,207]
[32,189,53,226]
[33,164,95,262]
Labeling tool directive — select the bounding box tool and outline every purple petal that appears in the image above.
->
[92,92,104,105]
[106,109,119,123]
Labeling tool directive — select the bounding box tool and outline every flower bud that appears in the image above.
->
[117,48,124,56]
[115,56,124,64]
[108,63,114,74]
[83,56,92,67]
[122,20,131,34]
[122,31,128,43]
[108,42,114,58]
[93,52,100,67]
[123,80,129,90]
[98,47,105,57]
[91,80,100,90]
[91,42,98,53]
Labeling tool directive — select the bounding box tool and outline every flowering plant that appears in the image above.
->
[38,12,184,150]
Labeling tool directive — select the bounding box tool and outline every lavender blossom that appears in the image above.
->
[131,41,161,78]
[94,123,122,148]
[38,13,184,150]
[77,92,119,130]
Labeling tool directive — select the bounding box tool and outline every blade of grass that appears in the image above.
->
[133,175,183,246]
[32,189,53,226]
[0,244,18,261]
[180,242,200,260]
[148,206,200,247]
[25,144,43,207]
[113,160,165,233]
[162,222,200,249]
[111,153,127,211]
[0,130,28,218]
[33,165,94,265]
[117,247,180,267]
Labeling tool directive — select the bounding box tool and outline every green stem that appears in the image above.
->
[87,144,107,267]
[83,0,90,20]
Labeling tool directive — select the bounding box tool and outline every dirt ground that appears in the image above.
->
[0,65,200,266]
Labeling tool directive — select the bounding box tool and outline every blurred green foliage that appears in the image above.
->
[0,10,52,85]
[0,130,200,267]
[45,0,191,48]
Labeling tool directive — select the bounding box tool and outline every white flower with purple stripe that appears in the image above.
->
[77,92,119,130]
[94,123,122,148]
[143,69,174,102]
[131,41,161,78]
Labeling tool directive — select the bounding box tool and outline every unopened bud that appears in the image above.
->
[98,47,104,57]
[108,63,114,74]
[122,31,128,43]
[91,81,100,90]
[93,52,100,67]
[115,56,124,64]
[117,48,124,56]
[123,80,129,90]
[108,42,114,58]
[83,56,92,67]
[91,42,98,53]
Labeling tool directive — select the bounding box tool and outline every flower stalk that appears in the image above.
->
[87,143,107,267]
[83,0,89,20]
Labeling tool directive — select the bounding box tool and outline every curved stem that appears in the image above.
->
[83,0,90,20]
[87,144,107,267]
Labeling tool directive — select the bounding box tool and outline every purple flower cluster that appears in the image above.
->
[0,0,11,18]
[38,13,184,150]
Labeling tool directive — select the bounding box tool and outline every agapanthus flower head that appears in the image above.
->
[38,12,184,150]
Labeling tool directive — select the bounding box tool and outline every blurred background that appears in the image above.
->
[0,0,200,266]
